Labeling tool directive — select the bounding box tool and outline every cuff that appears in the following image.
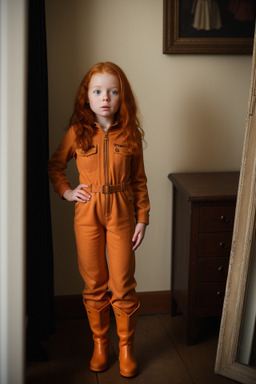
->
[136,213,150,225]
[56,183,72,199]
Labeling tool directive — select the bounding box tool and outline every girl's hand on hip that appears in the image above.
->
[63,184,91,203]
[132,223,147,251]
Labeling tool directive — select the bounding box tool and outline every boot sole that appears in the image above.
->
[90,364,108,372]
[120,369,138,378]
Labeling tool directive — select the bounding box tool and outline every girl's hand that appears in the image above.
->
[132,223,147,251]
[63,184,91,203]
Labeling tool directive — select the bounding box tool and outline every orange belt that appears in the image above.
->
[89,181,130,194]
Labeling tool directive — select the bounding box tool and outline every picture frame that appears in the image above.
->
[215,32,256,383]
[163,0,255,54]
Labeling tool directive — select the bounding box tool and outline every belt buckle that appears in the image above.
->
[103,184,110,194]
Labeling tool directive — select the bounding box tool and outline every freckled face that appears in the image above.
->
[87,72,121,125]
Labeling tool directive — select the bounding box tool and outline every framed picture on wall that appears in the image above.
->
[163,0,255,54]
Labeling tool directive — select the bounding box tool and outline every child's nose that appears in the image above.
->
[102,92,110,101]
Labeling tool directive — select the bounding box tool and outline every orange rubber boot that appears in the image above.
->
[112,303,140,377]
[85,301,110,372]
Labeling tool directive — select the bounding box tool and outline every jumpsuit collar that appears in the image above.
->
[93,120,120,133]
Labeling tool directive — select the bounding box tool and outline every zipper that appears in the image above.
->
[104,132,109,215]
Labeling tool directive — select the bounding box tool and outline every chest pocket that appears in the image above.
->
[76,145,98,173]
[113,143,132,175]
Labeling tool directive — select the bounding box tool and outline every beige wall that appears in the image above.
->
[45,0,252,296]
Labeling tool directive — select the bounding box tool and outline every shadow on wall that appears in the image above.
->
[174,92,235,171]
[46,1,99,296]
[50,159,84,295]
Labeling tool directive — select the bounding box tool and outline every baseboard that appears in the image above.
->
[54,290,171,319]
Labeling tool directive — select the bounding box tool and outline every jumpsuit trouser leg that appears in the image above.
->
[74,214,109,309]
[106,222,139,313]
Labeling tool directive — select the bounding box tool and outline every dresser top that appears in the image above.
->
[168,172,240,201]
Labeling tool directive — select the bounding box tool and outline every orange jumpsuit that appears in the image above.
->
[48,123,150,312]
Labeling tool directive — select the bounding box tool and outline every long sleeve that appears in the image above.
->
[48,127,76,198]
[130,144,150,224]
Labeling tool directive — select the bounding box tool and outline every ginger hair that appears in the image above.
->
[68,62,144,155]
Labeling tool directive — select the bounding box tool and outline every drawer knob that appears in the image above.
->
[221,215,231,224]
[219,241,227,249]
[218,266,224,272]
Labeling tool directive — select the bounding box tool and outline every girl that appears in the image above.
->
[48,62,150,377]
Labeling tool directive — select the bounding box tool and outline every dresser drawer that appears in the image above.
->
[199,205,235,232]
[198,232,232,258]
[197,258,229,282]
[197,283,226,307]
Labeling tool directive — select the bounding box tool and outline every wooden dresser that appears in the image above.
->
[168,172,239,345]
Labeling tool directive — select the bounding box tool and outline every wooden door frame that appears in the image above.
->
[0,1,27,383]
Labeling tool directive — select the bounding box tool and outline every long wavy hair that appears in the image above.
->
[68,62,144,155]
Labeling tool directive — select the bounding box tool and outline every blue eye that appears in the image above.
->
[111,90,118,95]
[94,90,101,95]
